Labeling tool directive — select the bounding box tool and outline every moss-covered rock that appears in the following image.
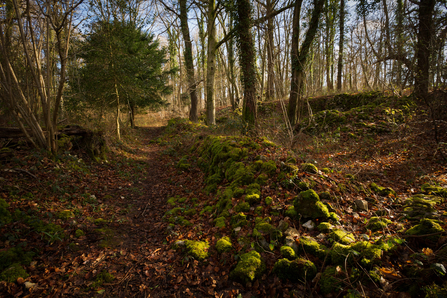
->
[280,246,297,260]
[231,213,247,228]
[285,206,298,218]
[370,182,396,196]
[58,210,75,220]
[255,173,269,185]
[301,163,318,174]
[75,229,85,237]
[405,218,444,242]
[254,221,283,239]
[330,229,356,244]
[184,240,209,260]
[330,242,351,265]
[0,263,29,283]
[366,217,392,232]
[317,222,333,233]
[403,194,441,220]
[421,184,447,198]
[261,160,277,175]
[246,193,261,205]
[230,250,265,284]
[216,236,232,253]
[273,258,317,281]
[215,217,226,228]
[319,266,344,294]
[297,236,328,259]
[235,201,250,212]
[293,189,330,220]
[265,196,273,205]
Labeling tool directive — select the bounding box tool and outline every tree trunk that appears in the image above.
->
[414,0,435,100]
[236,0,257,128]
[266,0,275,100]
[336,0,345,91]
[206,0,217,125]
[287,0,324,126]
[179,0,199,122]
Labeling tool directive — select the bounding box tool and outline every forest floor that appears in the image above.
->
[1,91,447,298]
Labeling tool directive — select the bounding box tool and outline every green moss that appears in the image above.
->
[320,266,345,294]
[230,166,254,187]
[246,193,260,205]
[261,160,277,175]
[231,213,247,228]
[297,236,328,259]
[293,189,330,220]
[405,218,444,242]
[254,221,282,239]
[246,183,261,195]
[177,156,191,171]
[321,168,331,174]
[205,173,222,185]
[366,217,392,232]
[265,196,273,205]
[421,184,447,198]
[317,222,333,233]
[403,194,440,220]
[184,208,197,216]
[200,205,214,215]
[215,217,226,228]
[75,229,85,237]
[329,212,340,222]
[370,182,396,196]
[0,247,34,272]
[91,270,115,289]
[0,263,29,283]
[185,240,209,260]
[58,210,75,220]
[255,206,263,215]
[285,206,298,218]
[273,258,317,281]
[262,138,277,148]
[235,201,250,212]
[94,218,108,225]
[330,229,356,244]
[233,187,245,198]
[330,242,351,265]
[350,241,382,262]
[167,197,178,206]
[280,246,296,260]
[255,173,269,185]
[216,236,232,253]
[301,163,318,174]
[230,250,265,284]
[0,199,12,226]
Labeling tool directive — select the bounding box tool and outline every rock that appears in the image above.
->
[284,236,299,253]
[329,229,355,244]
[301,163,319,174]
[24,282,36,289]
[302,220,316,230]
[280,246,296,260]
[175,240,185,246]
[354,199,368,211]
[230,251,265,284]
[405,218,444,242]
[317,222,333,233]
[273,258,317,281]
[360,234,370,241]
[293,190,330,220]
[284,227,300,238]
[216,237,232,253]
[277,220,289,231]
[366,217,392,232]
[234,226,241,233]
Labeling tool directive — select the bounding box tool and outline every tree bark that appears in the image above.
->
[287,0,324,126]
[206,0,217,125]
[179,0,199,122]
[336,0,345,91]
[236,0,258,129]
[414,0,435,100]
